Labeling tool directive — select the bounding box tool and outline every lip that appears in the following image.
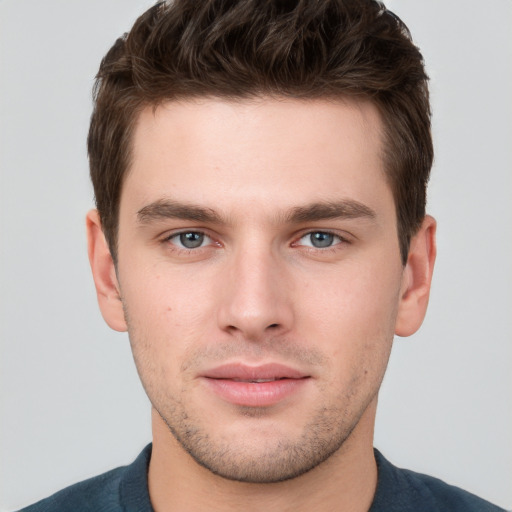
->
[201,363,310,407]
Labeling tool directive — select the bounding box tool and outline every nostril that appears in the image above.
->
[267,323,279,329]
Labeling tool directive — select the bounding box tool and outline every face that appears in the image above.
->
[103,98,413,482]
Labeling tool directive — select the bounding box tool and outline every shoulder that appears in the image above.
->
[407,470,507,512]
[17,467,126,512]
[372,449,507,512]
[17,444,153,512]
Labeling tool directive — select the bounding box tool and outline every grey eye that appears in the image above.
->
[298,231,340,248]
[309,232,335,248]
[178,232,205,249]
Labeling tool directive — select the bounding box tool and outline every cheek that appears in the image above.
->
[121,258,217,324]
[118,261,223,382]
[298,259,401,367]
[303,261,400,320]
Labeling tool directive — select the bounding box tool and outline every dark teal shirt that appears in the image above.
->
[18,444,506,511]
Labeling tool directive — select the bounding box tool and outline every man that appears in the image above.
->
[19,1,506,511]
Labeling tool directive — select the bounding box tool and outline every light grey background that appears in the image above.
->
[1,0,511,510]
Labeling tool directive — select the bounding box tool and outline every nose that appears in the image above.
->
[216,244,294,341]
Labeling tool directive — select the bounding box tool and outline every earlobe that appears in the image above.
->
[395,215,437,337]
[86,209,127,332]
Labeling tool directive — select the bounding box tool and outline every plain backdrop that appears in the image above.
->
[1,0,511,510]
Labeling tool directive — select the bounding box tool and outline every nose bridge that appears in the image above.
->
[217,239,292,338]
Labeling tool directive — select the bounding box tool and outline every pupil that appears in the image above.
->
[311,232,333,248]
[180,232,204,248]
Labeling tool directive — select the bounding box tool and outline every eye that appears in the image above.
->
[168,231,211,249]
[297,231,343,248]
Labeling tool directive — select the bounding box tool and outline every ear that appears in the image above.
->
[395,215,437,337]
[86,209,127,332]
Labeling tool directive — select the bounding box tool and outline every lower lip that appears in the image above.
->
[202,378,309,407]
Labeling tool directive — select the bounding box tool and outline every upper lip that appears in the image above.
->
[202,363,308,381]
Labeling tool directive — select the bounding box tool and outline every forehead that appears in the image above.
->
[123,96,389,217]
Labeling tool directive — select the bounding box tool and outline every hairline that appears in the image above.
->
[106,92,412,266]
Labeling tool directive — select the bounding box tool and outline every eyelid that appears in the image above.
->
[162,229,217,250]
[292,229,352,248]
[159,228,352,251]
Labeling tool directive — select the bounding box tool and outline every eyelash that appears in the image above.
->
[163,230,215,252]
[293,230,350,250]
[161,229,351,254]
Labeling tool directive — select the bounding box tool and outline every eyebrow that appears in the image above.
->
[137,199,223,224]
[285,200,376,223]
[136,198,376,225]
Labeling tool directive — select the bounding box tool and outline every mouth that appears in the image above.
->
[201,363,310,407]
[230,378,288,383]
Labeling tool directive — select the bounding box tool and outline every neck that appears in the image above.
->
[148,401,378,512]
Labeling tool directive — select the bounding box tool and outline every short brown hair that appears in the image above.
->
[88,0,432,265]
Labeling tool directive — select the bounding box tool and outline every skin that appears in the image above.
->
[87,97,436,512]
